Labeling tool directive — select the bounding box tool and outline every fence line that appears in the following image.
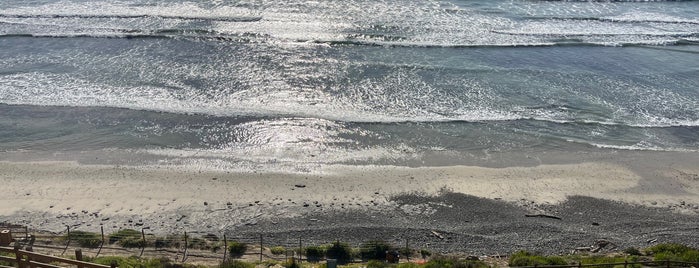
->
[0,245,116,268]
[5,223,698,268]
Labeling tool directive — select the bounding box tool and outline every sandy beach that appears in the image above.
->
[2,150,699,253]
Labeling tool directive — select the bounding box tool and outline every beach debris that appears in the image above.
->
[524,214,562,220]
[591,222,600,226]
[295,184,306,188]
[431,230,445,239]
[204,202,208,206]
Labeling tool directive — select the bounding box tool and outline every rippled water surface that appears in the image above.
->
[1,0,698,171]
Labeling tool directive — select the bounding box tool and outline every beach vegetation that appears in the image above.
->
[573,255,641,268]
[360,240,393,261]
[88,255,205,268]
[189,237,208,249]
[366,259,390,268]
[508,251,567,266]
[399,247,414,260]
[154,234,183,249]
[104,229,149,249]
[326,241,353,264]
[420,249,432,259]
[65,231,102,248]
[220,260,255,268]
[623,247,642,256]
[305,245,325,262]
[647,243,699,263]
[283,258,301,268]
[211,243,223,253]
[425,254,489,268]
[228,241,247,258]
[271,246,286,255]
[0,251,14,266]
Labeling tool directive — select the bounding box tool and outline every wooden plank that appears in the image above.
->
[0,255,15,263]
[28,260,63,268]
[18,250,112,268]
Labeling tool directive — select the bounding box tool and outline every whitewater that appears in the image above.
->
[1,0,698,172]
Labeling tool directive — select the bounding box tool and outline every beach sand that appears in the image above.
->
[1,151,699,253]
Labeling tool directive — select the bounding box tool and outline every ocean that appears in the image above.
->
[1,0,698,173]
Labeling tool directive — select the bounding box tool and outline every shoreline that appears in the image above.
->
[1,151,698,253]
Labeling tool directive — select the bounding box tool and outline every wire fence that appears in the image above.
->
[2,223,433,265]
[3,223,698,268]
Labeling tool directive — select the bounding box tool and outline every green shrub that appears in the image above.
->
[119,237,146,248]
[154,235,182,249]
[326,241,353,264]
[361,240,393,261]
[624,247,642,256]
[67,231,102,248]
[425,255,489,268]
[228,241,247,258]
[0,251,14,266]
[108,229,141,244]
[220,260,255,268]
[271,246,286,255]
[399,247,414,259]
[367,260,390,268]
[397,263,421,268]
[647,243,699,262]
[420,249,432,259]
[576,255,641,268]
[305,245,325,262]
[283,258,301,268]
[89,256,200,268]
[508,251,568,266]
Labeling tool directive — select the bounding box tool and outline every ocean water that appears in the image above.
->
[0,0,698,172]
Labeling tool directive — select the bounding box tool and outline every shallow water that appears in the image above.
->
[1,0,698,172]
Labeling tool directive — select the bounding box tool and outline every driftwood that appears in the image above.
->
[431,230,444,239]
[524,214,562,220]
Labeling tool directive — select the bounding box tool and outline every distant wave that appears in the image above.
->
[525,16,699,25]
[586,142,698,152]
[0,13,262,22]
[4,32,696,48]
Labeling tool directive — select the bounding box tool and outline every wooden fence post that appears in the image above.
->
[62,225,71,255]
[182,231,188,262]
[298,237,302,263]
[222,234,227,263]
[14,244,24,268]
[139,228,146,257]
[75,249,83,268]
[96,226,105,257]
[405,238,410,262]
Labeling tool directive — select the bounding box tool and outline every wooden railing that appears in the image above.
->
[0,246,116,268]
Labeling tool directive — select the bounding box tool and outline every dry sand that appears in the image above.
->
[1,152,699,253]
